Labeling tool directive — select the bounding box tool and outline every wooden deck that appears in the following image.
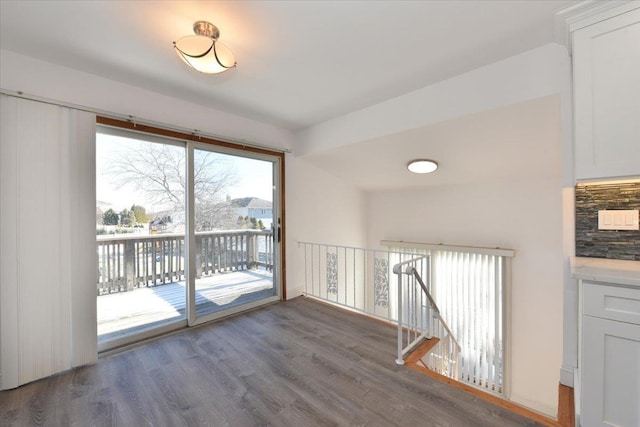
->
[98,270,274,341]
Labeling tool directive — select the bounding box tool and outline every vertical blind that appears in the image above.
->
[387,242,510,395]
[0,95,97,390]
[432,250,504,393]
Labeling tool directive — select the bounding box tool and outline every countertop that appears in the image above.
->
[571,257,640,288]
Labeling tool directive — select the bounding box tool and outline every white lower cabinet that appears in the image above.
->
[581,282,640,427]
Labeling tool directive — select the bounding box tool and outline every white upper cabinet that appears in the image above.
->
[573,8,640,181]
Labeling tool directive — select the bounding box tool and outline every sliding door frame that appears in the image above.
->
[96,116,286,350]
[187,141,283,327]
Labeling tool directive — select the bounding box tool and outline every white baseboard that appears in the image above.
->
[509,394,556,419]
[285,286,304,300]
[560,366,575,387]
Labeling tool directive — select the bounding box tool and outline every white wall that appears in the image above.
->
[285,155,368,298]
[367,176,564,416]
[293,41,574,415]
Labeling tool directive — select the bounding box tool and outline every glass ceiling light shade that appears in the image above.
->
[407,159,438,174]
[173,21,236,74]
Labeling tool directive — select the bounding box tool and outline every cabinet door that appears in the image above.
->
[573,9,640,180]
[582,316,640,427]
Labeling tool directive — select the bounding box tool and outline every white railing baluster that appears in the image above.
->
[342,247,346,306]
[396,269,404,365]
[317,244,320,297]
[387,251,391,321]
[362,249,366,312]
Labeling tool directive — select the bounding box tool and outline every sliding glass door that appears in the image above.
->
[96,124,282,349]
[189,145,280,324]
[96,130,187,345]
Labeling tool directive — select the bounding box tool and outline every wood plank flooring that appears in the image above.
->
[1,297,545,426]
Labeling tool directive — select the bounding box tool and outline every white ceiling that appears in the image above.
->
[0,0,573,131]
[305,95,562,191]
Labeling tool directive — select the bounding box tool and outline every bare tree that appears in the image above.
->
[106,142,238,230]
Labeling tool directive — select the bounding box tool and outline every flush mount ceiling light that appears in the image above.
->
[173,21,237,74]
[407,159,438,174]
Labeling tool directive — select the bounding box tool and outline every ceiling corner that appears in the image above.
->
[554,0,640,53]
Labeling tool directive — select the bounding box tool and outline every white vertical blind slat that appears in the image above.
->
[69,109,98,366]
[59,109,73,370]
[465,252,472,382]
[0,95,20,389]
[471,253,478,385]
[487,255,495,390]
[481,254,489,387]
[479,254,485,387]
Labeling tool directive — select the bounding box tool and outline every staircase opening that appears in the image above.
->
[299,240,514,398]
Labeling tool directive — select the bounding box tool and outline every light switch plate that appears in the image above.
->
[598,209,639,230]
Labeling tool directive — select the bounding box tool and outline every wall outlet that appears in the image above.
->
[598,209,639,230]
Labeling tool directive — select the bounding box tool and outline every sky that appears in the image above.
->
[96,131,274,213]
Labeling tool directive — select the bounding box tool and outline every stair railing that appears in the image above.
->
[393,257,461,379]
[298,242,423,325]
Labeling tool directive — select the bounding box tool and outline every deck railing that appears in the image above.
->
[97,229,273,295]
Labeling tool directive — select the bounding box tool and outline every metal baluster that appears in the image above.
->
[362,249,366,312]
[395,268,404,365]
[342,248,347,304]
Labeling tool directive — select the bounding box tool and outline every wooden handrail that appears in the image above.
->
[97,229,271,243]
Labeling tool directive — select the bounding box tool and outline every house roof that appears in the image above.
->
[231,197,272,209]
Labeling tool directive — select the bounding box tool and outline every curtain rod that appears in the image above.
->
[0,88,291,154]
[381,240,516,258]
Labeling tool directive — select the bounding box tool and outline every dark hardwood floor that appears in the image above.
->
[0,297,544,426]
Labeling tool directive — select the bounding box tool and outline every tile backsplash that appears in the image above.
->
[575,181,640,261]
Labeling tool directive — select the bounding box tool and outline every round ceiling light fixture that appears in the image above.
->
[407,159,438,174]
[173,21,237,74]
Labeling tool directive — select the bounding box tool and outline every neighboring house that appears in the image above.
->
[149,215,172,234]
[149,211,185,234]
[231,197,272,220]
